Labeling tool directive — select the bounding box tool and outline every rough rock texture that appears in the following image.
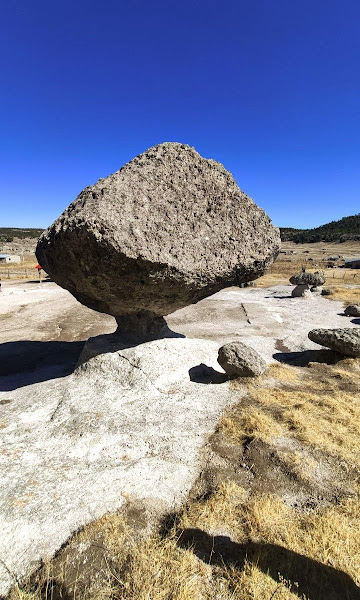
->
[217,341,267,377]
[36,143,280,338]
[291,284,310,298]
[308,328,360,357]
[290,271,325,287]
[344,304,360,317]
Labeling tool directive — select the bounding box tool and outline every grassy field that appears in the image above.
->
[257,241,360,305]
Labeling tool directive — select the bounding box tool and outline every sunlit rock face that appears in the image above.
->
[37,143,280,338]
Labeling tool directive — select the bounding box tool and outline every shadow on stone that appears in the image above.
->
[188,363,228,384]
[25,279,53,284]
[0,340,85,391]
[177,528,360,600]
[273,349,343,367]
[351,318,360,325]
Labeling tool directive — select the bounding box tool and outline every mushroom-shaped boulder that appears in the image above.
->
[37,143,280,339]
[289,271,326,287]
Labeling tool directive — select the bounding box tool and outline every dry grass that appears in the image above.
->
[256,241,360,303]
[328,285,360,305]
[267,363,300,383]
[227,358,360,467]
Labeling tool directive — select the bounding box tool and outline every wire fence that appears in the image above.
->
[0,269,42,279]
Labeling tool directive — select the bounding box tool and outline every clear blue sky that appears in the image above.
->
[1,0,359,229]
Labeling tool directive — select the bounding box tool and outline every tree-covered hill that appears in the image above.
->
[0,227,44,243]
[280,214,360,243]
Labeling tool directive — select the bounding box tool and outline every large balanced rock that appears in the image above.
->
[308,328,360,357]
[344,304,360,317]
[217,341,268,377]
[36,143,280,339]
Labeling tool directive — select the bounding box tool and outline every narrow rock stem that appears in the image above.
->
[115,311,180,342]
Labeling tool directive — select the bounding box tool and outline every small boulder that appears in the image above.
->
[291,284,309,297]
[217,342,267,377]
[308,328,360,357]
[344,305,360,317]
[321,288,334,296]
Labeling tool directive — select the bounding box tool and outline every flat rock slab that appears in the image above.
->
[168,285,360,359]
[0,337,235,596]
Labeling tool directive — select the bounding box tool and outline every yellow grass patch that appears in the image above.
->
[327,285,360,305]
[267,363,300,383]
[220,406,283,445]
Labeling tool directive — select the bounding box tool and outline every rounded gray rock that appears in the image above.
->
[217,341,268,377]
[308,328,360,357]
[321,288,334,296]
[344,305,360,317]
[36,143,280,336]
[291,284,310,297]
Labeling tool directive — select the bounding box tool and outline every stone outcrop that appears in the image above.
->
[308,328,360,357]
[344,304,360,317]
[217,341,268,377]
[36,143,280,339]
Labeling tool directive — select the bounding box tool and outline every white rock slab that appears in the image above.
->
[0,337,235,596]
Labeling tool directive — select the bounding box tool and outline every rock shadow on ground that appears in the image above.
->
[177,529,360,600]
[0,340,84,391]
[273,349,343,367]
[188,363,228,384]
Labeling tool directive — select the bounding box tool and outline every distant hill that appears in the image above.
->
[280,214,360,243]
[0,227,44,243]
